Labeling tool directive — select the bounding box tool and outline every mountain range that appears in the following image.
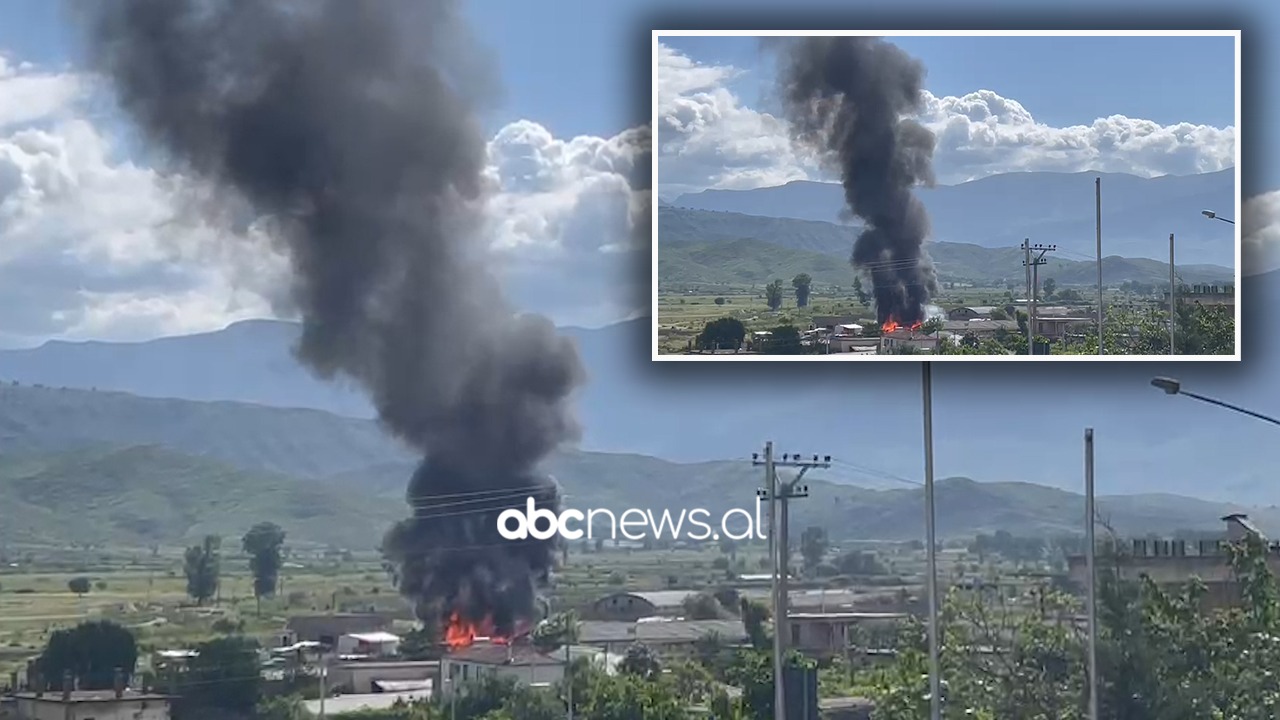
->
[2,381,1277,549]
[667,169,1237,267]
[658,206,1233,288]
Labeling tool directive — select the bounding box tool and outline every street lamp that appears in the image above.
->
[1201,210,1236,225]
[1150,377,1280,426]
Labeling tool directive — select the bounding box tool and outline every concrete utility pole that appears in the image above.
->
[1096,178,1104,355]
[1023,243,1056,355]
[1169,233,1176,355]
[754,444,832,720]
[921,364,941,720]
[1084,429,1099,720]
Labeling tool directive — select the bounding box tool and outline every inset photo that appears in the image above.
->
[651,30,1241,360]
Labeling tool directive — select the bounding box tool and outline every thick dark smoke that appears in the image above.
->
[775,37,939,326]
[79,0,583,637]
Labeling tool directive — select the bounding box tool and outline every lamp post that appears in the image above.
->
[1201,210,1236,225]
[1151,377,1280,426]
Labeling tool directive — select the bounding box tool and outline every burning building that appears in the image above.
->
[80,0,588,644]
[774,36,939,332]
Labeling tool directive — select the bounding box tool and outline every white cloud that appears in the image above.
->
[1243,191,1280,277]
[0,54,647,346]
[655,43,1237,195]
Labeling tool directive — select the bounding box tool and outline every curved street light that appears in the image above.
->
[1201,209,1236,225]
[1151,376,1280,426]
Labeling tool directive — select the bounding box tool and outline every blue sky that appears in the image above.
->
[0,1,1277,504]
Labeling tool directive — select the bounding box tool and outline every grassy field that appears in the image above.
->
[0,534,1062,681]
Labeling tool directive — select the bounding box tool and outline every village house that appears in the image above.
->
[326,660,439,694]
[7,680,170,720]
[282,613,395,648]
[438,642,613,701]
[577,618,748,658]
[786,612,907,661]
[1066,514,1280,610]
[878,328,939,354]
[946,306,998,321]
[335,631,401,659]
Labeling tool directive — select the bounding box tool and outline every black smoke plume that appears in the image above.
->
[775,37,939,327]
[78,0,583,637]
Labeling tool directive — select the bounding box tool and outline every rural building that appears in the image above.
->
[7,689,170,720]
[577,618,748,657]
[336,632,401,658]
[946,306,997,321]
[827,336,879,353]
[438,642,612,700]
[304,690,432,717]
[878,329,939,354]
[1066,514,1280,609]
[1168,284,1235,310]
[283,613,394,647]
[327,660,439,694]
[1032,315,1093,341]
[939,319,1020,339]
[811,315,861,331]
[786,612,907,660]
[590,590,695,620]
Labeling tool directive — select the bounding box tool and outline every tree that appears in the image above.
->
[792,273,812,308]
[761,324,803,354]
[921,316,944,335]
[853,275,869,306]
[765,279,784,311]
[184,534,221,605]
[696,317,746,351]
[68,577,91,597]
[397,625,440,660]
[242,522,287,614]
[988,307,1009,320]
[739,598,772,650]
[1042,277,1057,299]
[800,526,828,574]
[619,643,662,681]
[682,592,729,620]
[37,620,138,691]
[714,296,726,305]
[178,636,262,716]
[532,610,579,652]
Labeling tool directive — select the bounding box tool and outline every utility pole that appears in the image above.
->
[317,657,327,720]
[754,445,832,720]
[1096,177,1104,355]
[1084,429,1099,720]
[922,364,941,720]
[1168,233,1176,355]
[1023,243,1056,355]
[1022,239,1032,355]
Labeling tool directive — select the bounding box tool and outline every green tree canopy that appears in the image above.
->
[37,620,138,691]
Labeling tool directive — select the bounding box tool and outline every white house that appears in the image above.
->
[336,631,401,658]
[8,689,171,720]
[438,642,614,700]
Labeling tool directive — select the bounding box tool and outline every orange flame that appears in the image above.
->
[881,317,923,333]
[444,613,498,649]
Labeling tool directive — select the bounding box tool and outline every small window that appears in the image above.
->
[790,625,801,645]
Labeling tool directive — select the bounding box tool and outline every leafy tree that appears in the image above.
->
[682,591,729,620]
[242,522,287,614]
[835,549,888,576]
[714,296,726,305]
[921,316,944,335]
[696,317,746,351]
[397,625,440,660]
[792,273,813,308]
[67,576,91,596]
[1042,277,1057,298]
[37,620,137,691]
[255,695,313,720]
[761,324,803,354]
[765,279,784,311]
[988,307,1009,320]
[853,275,869,306]
[177,635,262,716]
[531,610,579,652]
[800,526,828,574]
[184,534,221,605]
[618,643,662,681]
[739,598,772,650]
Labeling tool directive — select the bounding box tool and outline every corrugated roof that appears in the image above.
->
[578,619,746,644]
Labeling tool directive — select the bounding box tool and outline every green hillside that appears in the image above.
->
[0,444,405,548]
[0,382,1269,549]
[658,206,1234,288]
